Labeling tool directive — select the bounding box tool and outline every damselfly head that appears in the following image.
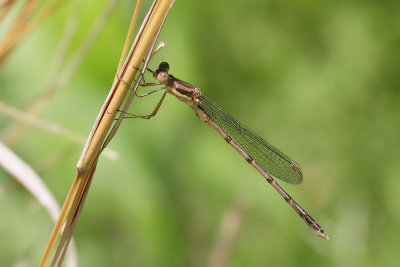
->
[153,62,170,83]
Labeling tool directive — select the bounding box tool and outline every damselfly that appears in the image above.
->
[129,62,328,240]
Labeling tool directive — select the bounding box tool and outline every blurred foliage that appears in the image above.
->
[1,0,400,266]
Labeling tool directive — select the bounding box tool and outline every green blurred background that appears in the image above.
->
[1,0,400,266]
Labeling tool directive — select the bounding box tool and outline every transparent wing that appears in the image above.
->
[199,95,303,184]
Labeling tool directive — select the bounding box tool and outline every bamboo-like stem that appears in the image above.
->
[39,1,175,266]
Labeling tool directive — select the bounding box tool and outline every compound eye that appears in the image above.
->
[157,71,169,83]
[159,62,170,72]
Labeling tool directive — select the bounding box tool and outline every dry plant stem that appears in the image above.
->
[78,0,174,170]
[103,22,166,148]
[39,174,80,266]
[3,0,119,145]
[52,3,157,260]
[39,1,175,266]
[53,160,98,267]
